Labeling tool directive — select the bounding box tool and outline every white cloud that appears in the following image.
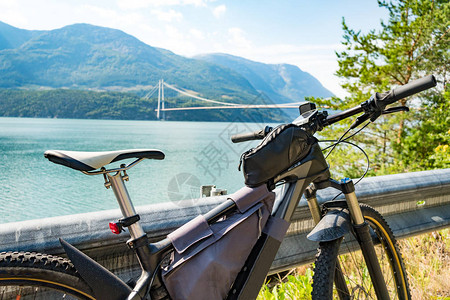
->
[151,9,183,22]
[0,10,28,27]
[82,5,120,20]
[116,0,149,10]
[227,27,252,49]
[150,25,200,56]
[213,5,226,19]
[0,0,15,8]
[189,28,205,40]
[180,0,209,6]
[116,0,209,10]
[0,0,29,27]
[80,5,146,29]
[165,25,184,40]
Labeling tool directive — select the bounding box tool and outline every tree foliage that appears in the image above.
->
[314,0,449,177]
[0,89,284,123]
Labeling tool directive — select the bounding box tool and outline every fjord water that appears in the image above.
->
[0,117,265,224]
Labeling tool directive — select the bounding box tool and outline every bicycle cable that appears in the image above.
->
[319,120,371,201]
[321,121,371,154]
[146,253,169,300]
[273,121,371,190]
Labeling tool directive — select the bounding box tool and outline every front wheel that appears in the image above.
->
[312,204,411,299]
[0,251,95,299]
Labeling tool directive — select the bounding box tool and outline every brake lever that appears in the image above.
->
[381,106,409,115]
[350,106,409,129]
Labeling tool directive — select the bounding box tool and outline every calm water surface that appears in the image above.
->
[0,117,267,223]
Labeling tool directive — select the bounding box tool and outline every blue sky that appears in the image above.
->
[0,0,388,97]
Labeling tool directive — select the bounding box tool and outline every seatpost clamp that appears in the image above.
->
[102,168,111,189]
[120,164,129,181]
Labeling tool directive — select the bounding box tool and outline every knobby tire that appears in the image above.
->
[0,251,95,300]
[312,204,411,300]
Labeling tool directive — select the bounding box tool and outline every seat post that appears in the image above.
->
[107,171,146,240]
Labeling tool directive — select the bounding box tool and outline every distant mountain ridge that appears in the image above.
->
[195,53,333,103]
[0,21,43,50]
[0,21,332,105]
[0,22,258,102]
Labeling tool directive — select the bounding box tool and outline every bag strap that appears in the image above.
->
[168,215,213,254]
[228,184,273,213]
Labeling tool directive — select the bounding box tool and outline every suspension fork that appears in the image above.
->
[306,178,391,300]
[304,184,350,299]
[341,178,390,300]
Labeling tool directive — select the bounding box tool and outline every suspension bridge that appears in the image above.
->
[144,79,304,119]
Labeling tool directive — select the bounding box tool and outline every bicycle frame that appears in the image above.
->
[59,141,389,300]
[42,75,438,299]
[227,142,330,299]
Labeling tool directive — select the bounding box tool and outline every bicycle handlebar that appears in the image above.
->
[373,75,436,108]
[231,126,272,143]
[231,75,437,143]
[326,75,437,125]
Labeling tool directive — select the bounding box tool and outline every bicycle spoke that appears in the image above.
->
[340,240,373,297]
[314,206,410,300]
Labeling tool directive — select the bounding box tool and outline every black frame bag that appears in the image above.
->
[240,124,315,187]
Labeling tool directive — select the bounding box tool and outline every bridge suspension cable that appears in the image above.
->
[143,84,159,99]
[163,82,240,106]
[160,103,303,111]
[152,79,308,119]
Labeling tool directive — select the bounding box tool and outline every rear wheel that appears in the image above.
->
[0,251,95,299]
[312,204,410,299]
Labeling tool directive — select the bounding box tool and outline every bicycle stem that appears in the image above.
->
[324,105,364,126]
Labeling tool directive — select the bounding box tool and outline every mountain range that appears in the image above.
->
[0,21,332,107]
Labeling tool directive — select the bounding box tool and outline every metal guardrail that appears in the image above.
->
[1,168,449,281]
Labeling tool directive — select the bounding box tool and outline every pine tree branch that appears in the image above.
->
[413,26,450,63]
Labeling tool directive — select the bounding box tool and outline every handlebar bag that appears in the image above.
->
[240,124,315,187]
[161,185,275,300]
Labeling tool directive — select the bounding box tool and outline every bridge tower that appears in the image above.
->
[156,79,165,120]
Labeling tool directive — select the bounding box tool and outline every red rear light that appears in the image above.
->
[109,222,121,234]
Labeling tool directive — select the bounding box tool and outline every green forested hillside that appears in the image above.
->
[0,21,333,121]
[196,53,333,103]
[0,89,285,122]
[0,22,258,102]
[0,89,154,119]
[0,22,332,103]
[0,21,42,50]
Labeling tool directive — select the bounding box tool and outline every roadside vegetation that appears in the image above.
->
[310,0,449,176]
[259,0,449,298]
[258,229,450,299]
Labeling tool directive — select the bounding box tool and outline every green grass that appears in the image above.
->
[258,229,450,299]
[257,267,313,300]
[402,229,450,299]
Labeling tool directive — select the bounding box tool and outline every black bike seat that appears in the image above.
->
[44,149,165,172]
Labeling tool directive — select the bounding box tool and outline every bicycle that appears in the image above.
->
[0,75,436,299]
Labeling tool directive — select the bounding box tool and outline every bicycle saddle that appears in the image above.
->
[44,149,165,172]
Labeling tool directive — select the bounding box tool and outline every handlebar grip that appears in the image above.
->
[377,75,437,107]
[231,126,272,143]
[392,75,436,102]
